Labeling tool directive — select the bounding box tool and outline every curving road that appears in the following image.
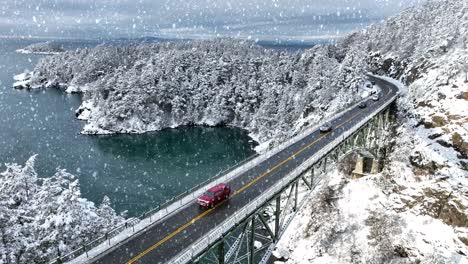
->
[90,76,398,264]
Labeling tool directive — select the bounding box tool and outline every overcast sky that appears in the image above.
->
[0,0,427,41]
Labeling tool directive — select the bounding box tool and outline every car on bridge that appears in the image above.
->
[320,122,332,133]
[197,183,231,208]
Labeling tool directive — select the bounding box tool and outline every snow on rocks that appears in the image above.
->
[13,72,31,81]
[76,100,94,121]
[13,71,34,89]
[276,169,468,264]
[273,247,291,262]
[82,122,114,135]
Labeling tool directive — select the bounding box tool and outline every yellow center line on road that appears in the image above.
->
[126,104,371,264]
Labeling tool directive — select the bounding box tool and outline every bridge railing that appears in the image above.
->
[169,85,398,263]
[50,152,259,264]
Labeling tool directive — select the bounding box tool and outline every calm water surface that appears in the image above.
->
[0,38,257,216]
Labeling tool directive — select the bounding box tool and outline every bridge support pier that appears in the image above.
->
[352,155,364,178]
[370,159,380,174]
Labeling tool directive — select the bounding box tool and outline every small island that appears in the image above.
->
[16,41,65,55]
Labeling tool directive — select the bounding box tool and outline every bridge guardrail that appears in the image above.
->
[169,83,398,263]
[151,80,383,227]
[59,76,395,264]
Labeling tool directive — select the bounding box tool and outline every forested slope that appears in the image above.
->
[28,39,368,146]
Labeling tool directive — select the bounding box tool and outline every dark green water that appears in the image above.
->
[0,38,257,216]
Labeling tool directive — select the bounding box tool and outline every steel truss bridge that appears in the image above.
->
[56,75,400,264]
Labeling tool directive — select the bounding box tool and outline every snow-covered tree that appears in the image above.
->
[28,39,367,147]
[0,156,125,263]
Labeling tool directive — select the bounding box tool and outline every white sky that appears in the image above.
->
[0,0,427,40]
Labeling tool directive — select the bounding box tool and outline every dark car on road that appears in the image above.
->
[197,183,231,208]
[358,102,367,108]
[319,122,332,133]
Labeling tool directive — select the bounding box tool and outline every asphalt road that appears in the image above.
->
[91,76,398,264]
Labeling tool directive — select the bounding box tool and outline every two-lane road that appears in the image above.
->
[92,76,398,264]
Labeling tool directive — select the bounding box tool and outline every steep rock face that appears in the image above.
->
[362,0,468,163]
[359,0,468,253]
[27,39,368,147]
[362,1,468,165]
[398,180,468,228]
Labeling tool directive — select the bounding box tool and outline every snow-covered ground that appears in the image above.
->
[276,169,467,264]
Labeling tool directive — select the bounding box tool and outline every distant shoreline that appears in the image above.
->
[15,48,64,55]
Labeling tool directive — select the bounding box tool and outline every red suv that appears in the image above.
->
[197,183,231,208]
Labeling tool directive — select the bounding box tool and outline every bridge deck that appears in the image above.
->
[90,77,398,264]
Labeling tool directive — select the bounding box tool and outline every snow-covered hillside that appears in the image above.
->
[23,39,368,147]
[0,156,124,263]
[276,0,468,263]
[276,168,467,263]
